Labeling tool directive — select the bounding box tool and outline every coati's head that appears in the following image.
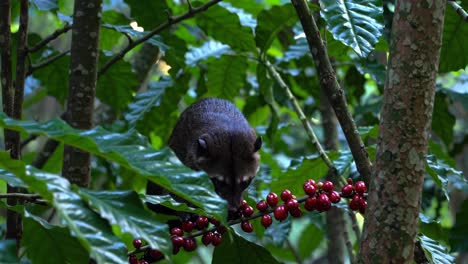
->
[194,130,262,215]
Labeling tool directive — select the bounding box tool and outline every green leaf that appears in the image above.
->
[124,77,171,128]
[212,231,280,264]
[32,54,70,104]
[102,24,169,50]
[97,53,138,112]
[0,240,21,264]
[255,4,297,54]
[426,154,465,200]
[264,218,292,246]
[320,0,384,57]
[125,0,168,29]
[355,58,386,85]
[298,222,324,259]
[31,0,58,11]
[127,74,190,141]
[196,4,256,52]
[186,40,231,66]
[206,55,247,100]
[0,169,27,188]
[432,91,456,147]
[439,5,468,73]
[0,114,227,219]
[450,199,468,253]
[418,234,455,264]
[271,152,339,195]
[23,212,89,264]
[78,189,171,253]
[419,213,449,245]
[0,153,128,264]
[145,194,207,216]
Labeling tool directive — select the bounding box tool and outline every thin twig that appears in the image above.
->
[348,210,361,242]
[20,135,38,149]
[342,215,355,264]
[28,24,72,53]
[448,0,468,22]
[286,239,303,264]
[263,59,338,177]
[27,50,70,75]
[98,0,222,77]
[0,193,41,200]
[290,0,373,184]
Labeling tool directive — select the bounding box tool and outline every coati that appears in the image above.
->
[166,98,262,214]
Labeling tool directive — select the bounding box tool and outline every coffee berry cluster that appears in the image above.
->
[128,216,226,264]
[128,178,367,263]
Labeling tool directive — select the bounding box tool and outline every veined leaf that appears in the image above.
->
[439,4,468,73]
[213,231,280,264]
[320,0,384,57]
[23,211,89,264]
[255,4,297,54]
[78,190,172,253]
[0,113,227,220]
[0,152,128,264]
[206,55,247,100]
[418,234,455,264]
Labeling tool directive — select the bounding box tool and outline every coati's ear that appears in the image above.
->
[254,136,262,152]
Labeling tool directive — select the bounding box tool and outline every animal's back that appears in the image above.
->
[168,98,253,168]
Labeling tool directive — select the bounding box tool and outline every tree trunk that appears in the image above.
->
[62,0,102,187]
[359,1,447,263]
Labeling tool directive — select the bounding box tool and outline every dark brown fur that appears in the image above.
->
[168,98,261,212]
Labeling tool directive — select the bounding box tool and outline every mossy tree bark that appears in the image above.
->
[358,1,447,263]
[62,0,102,187]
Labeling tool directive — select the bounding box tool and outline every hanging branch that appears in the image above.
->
[28,24,72,53]
[27,50,70,75]
[263,59,338,176]
[98,0,222,76]
[448,0,468,21]
[290,0,373,184]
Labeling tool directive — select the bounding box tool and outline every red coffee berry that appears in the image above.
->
[359,200,367,214]
[256,200,268,211]
[241,221,254,233]
[171,236,184,248]
[354,181,367,194]
[241,199,248,209]
[305,179,317,188]
[266,192,279,207]
[261,214,272,228]
[347,178,353,185]
[132,239,142,249]
[196,216,209,229]
[181,221,195,232]
[128,254,138,264]
[290,208,302,218]
[349,195,361,211]
[281,189,293,202]
[243,205,254,217]
[322,181,334,192]
[170,227,183,237]
[274,205,288,221]
[209,217,221,226]
[202,232,213,245]
[183,237,197,252]
[304,196,317,211]
[341,184,354,198]
[328,191,341,204]
[212,232,223,246]
[303,183,317,196]
[286,199,299,211]
[317,193,331,211]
